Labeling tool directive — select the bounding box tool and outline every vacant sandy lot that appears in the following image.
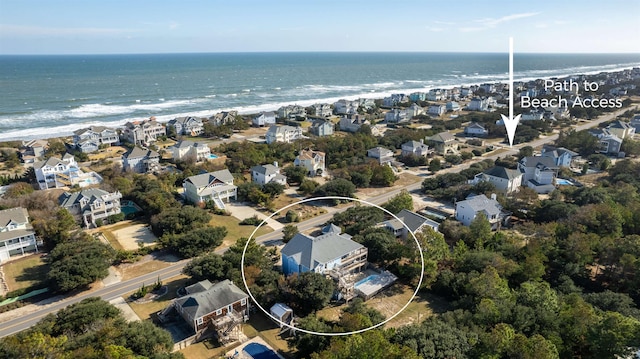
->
[112,223,158,251]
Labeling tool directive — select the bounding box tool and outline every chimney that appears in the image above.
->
[420,139,424,144]
[273,161,278,168]
[491,193,497,201]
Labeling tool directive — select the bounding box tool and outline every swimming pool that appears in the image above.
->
[353,271,398,300]
[556,178,573,186]
[243,343,280,359]
[207,153,219,159]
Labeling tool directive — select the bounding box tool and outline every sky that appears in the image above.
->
[1,0,639,55]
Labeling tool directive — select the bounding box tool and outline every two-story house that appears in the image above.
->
[333,99,359,115]
[540,145,579,167]
[277,105,307,120]
[469,166,523,194]
[384,109,411,124]
[122,118,166,146]
[313,103,333,118]
[265,125,303,144]
[209,111,238,126]
[183,169,237,209]
[167,116,204,136]
[294,149,326,177]
[252,112,276,127]
[0,207,40,263]
[59,188,122,227]
[518,156,558,193]
[309,119,334,137]
[367,147,395,165]
[427,105,446,117]
[169,140,211,162]
[339,114,370,133]
[464,122,489,137]
[19,139,48,164]
[427,132,458,155]
[606,120,636,140]
[401,140,430,158]
[122,147,160,174]
[251,163,287,186]
[455,194,509,230]
[73,126,120,153]
[168,279,249,342]
[34,154,102,190]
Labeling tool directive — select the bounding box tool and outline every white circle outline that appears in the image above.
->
[241,195,425,336]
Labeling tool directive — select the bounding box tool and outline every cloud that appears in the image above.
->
[426,26,445,32]
[434,21,456,25]
[0,24,138,37]
[169,21,179,30]
[460,12,540,32]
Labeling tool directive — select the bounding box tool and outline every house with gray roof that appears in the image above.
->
[122,147,160,173]
[383,209,439,240]
[265,125,303,144]
[169,140,211,162]
[464,122,488,137]
[59,188,122,228]
[401,140,430,158]
[252,112,276,127]
[251,163,287,186]
[167,116,204,136]
[367,147,395,165]
[0,207,40,263]
[73,126,119,153]
[541,145,579,167]
[183,169,237,209]
[171,279,249,340]
[427,132,458,155]
[122,118,166,146]
[518,156,558,193]
[33,154,102,190]
[469,166,523,194]
[454,194,509,230]
[309,119,334,137]
[281,224,367,278]
[606,120,635,140]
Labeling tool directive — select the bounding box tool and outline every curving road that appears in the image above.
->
[0,106,632,338]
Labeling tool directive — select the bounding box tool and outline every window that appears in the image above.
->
[216,309,222,315]
[196,317,203,325]
[241,298,247,306]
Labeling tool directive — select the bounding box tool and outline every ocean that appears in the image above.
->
[1,52,640,141]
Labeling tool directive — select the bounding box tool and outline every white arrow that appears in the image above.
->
[501,37,521,147]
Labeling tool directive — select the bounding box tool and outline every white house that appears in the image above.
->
[540,145,579,167]
[427,105,446,117]
[454,194,509,230]
[183,169,237,209]
[19,139,48,163]
[0,207,40,263]
[169,140,211,162]
[606,120,636,140]
[333,99,359,115]
[277,105,306,119]
[313,103,333,118]
[469,166,523,194]
[73,126,119,153]
[401,140,430,158]
[167,116,204,136]
[518,156,558,194]
[34,154,102,190]
[122,147,160,174]
[265,125,303,144]
[367,147,395,165]
[467,97,489,111]
[251,163,287,186]
[59,188,122,227]
[446,101,461,112]
[385,109,411,124]
[294,149,326,177]
[252,112,276,127]
[464,122,488,137]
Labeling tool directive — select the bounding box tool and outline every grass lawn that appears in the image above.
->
[120,257,175,281]
[127,274,189,320]
[246,312,296,358]
[317,284,450,329]
[2,254,49,292]
[210,214,272,248]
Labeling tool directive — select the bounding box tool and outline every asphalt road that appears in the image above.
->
[0,106,632,338]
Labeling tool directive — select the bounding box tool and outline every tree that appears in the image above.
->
[298,179,319,195]
[283,165,307,185]
[182,253,229,282]
[3,182,34,198]
[621,138,640,156]
[382,190,413,214]
[262,181,285,197]
[282,272,334,315]
[150,205,211,237]
[391,316,477,359]
[282,224,299,243]
[518,145,534,159]
[285,210,300,223]
[429,158,442,172]
[313,178,356,199]
[48,239,114,292]
[370,164,397,186]
[331,206,384,235]
[353,228,398,263]
[313,330,420,359]
[122,320,174,358]
[468,212,492,249]
[556,129,600,157]
[164,226,227,258]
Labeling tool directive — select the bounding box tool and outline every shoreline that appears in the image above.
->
[1,64,639,143]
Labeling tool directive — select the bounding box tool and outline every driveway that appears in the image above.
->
[225,202,284,231]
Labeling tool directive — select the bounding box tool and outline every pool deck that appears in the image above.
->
[354,270,398,300]
[225,336,284,359]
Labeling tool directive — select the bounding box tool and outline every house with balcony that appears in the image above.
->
[34,154,102,190]
[630,114,640,133]
[122,147,160,174]
[606,120,636,140]
[333,99,359,115]
[309,119,334,137]
[540,145,579,167]
[161,279,249,344]
[382,209,439,240]
[277,105,307,120]
[281,224,368,300]
[183,169,237,209]
[454,194,510,230]
[384,109,411,124]
[367,147,395,165]
[19,139,48,164]
[59,188,123,228]
[251,163,287,186]
[0,207,40,263]
[339,114,370,133]
[167,116,204,136]
[73,126,120,153]
[122,118,166,146]
[209,111,238,127]
[518,156,558,193]
[169,140,211,162]
[401,140,430,158]
[427,132,458,155]
[428,105,446,117]
[294,149,326,177]
[252,112,276,127]
[313,103,333,118]
[265,125,303,144]
[467,97,490,112]
[469,166,523,194]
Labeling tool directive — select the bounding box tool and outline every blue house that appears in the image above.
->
[281,224,367,276]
